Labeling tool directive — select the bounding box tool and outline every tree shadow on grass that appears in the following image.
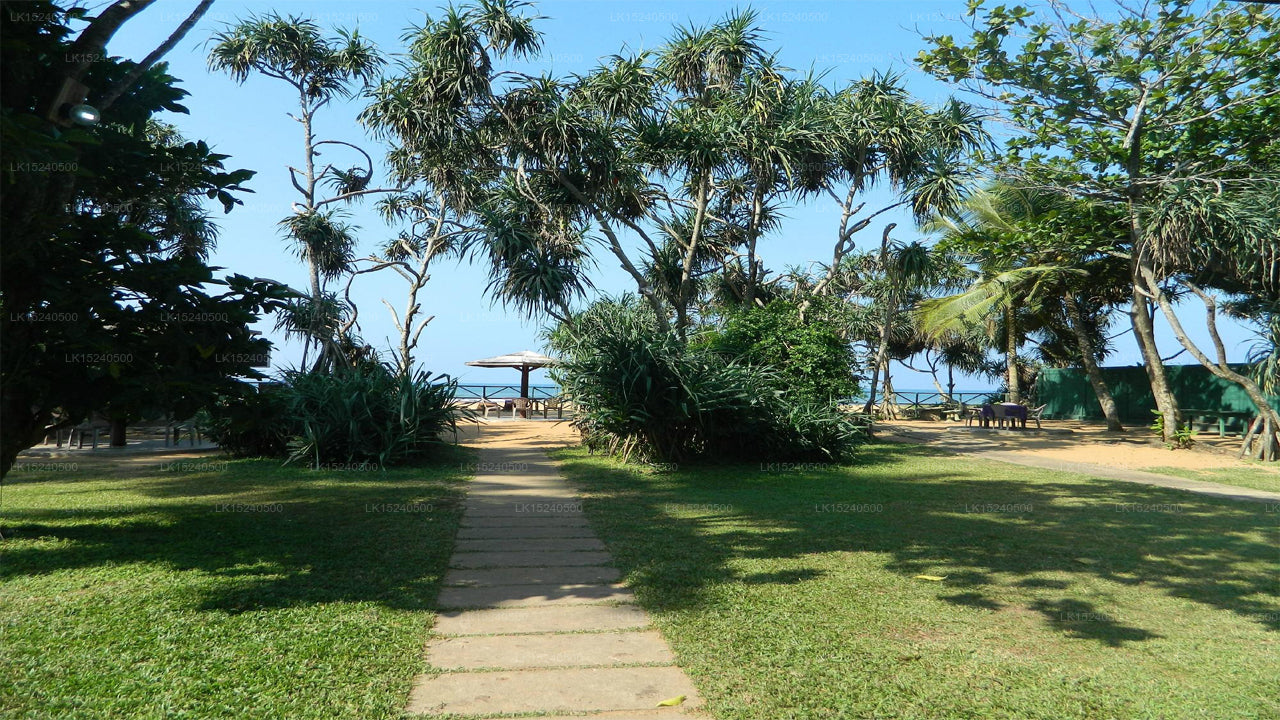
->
[558,442,1280,645]
[1028,598,1161,647]
[1,447,473,614]
[939,592,1004,611]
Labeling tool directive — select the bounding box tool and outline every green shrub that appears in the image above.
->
[548,297,865,463]
[1151,410,1196,450]
[196,384,293,458]
[199,366,462,467]
[282,365,461,468]
[704,301,860,403]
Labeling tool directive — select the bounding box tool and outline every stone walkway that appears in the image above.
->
[406,430,703,718]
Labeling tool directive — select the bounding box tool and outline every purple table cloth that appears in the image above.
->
[981,403,1028,427]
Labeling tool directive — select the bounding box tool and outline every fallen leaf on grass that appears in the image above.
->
[913,575,947,581]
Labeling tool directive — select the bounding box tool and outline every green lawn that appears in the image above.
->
[1143,465,1280,494]
[554,443,1280,720]
[0,449,470,720]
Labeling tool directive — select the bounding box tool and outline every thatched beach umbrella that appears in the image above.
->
[464,350,558,417]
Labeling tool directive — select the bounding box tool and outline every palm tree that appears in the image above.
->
[916,264,1063,403]
[922,186,1127,429]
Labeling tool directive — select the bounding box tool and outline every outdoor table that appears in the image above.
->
[980,403,1028,429]
[1180,409,1254,437]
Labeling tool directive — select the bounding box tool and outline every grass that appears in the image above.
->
[1142,464,1280,493]
[0,448,471,720]
[553,442,1280,720]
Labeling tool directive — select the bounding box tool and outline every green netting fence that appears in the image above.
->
[1035,364,1276,434]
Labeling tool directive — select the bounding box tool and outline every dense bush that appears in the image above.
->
[704,301,860,403]
[282,365,460,468]
[199,366,461,467]
[548,298,865,463]
[196,384,293,458]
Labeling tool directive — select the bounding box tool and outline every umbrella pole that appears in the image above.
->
[520,366,530,418]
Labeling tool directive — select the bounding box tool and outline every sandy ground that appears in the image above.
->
[17,416,1272,481]
[12,419,581,475]
[879,418,1279,475]
[455,418,580,450]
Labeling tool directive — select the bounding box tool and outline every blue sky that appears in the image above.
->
[103,0,1259,392]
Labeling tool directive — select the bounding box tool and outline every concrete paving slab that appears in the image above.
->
[463,485,575,495]
[457,524,599,540]
[436,583,635,609]
[466,488,578,500]
[465,477,569,487]
[444,565,623,587]
[433,604,651,636]
[467,483,578,494]
[453,537,606,553]
[405,666,702,715]
[428,630,674,670]
[463,503,585,517]
[460,514,591,528]
[450,550,612,568]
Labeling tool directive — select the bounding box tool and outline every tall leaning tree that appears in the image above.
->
[918,0,1280,446]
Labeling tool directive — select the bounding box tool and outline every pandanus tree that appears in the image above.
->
[918,0,1280,445]
[906,333,999,404]
[363,3,982,338]
[360,1,590,325]
[799,72,988,319]
[1139,182,1280,459]
[209,14,388,369]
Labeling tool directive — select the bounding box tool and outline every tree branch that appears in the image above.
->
[98,0,216,111]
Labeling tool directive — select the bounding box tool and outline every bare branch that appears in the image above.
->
[99,0,216,111]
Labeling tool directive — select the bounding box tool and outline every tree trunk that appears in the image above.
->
[864,293,897,414]
[881,360,897,420]
[110,418,127,447]
[743,187,765,306]
[1129,282,1180,442]
[61,1,158,80]
[863,228,898,415]
[1004,305,1020,404]
[97,0,215,111]
[1064,294,1123,430]
[1122,144,1180,441]
[674,172,711,340]
[299,101,327,367]
[0,398,61,478]
[862,354,882,415]
[1145,276,1280,461]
